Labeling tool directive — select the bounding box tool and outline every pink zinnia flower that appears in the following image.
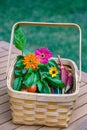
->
[35,47,52,64]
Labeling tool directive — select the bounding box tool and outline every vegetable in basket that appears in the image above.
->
[58,55,68,94]
[65,73,73,93]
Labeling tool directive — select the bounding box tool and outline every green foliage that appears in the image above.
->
[14,69,22,76]
[23,71,38,87]
[37,80,43,92]
[41,80,51,94]
[37,80,51,93]
[23,72,34,86]
[13,77,22,91]
[45,75,65,88]
[14,26,26,51]
[15,55,24,68]
[48,59,59,69]
[22,68,27,74]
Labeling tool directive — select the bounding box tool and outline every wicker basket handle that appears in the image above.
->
[7,22,82,81]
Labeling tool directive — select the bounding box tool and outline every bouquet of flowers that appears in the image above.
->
[13,26,73,94]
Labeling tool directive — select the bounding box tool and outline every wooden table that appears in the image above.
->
[0,41,87,130]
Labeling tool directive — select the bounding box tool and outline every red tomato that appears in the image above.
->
[27,85,37,93]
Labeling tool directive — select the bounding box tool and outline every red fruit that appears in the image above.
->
[27,85,37,93]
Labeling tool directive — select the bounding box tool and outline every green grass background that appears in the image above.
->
[0,0,87,72]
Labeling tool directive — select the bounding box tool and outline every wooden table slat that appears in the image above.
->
[37,126,61,130]
[0,102,10,114]
[15,125,43,130]
[79,81,86,87]
[0,67,6,75]
[70,104,87,123]
[0,121,20,130]
[0,94,9,105]
[0,54,17,63]
[0,87,7,96]
[78,84,87,97]
[0,51,8,58]
[62,115,87,130]
[0,80,7,88]
[74,94,87,109]
[0,48,5,53]
[0,61,8,68]
[0,73,6,81]
[0,110,12,125]
[81,72,87,83]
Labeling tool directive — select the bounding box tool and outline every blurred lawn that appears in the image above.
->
[0,0,87,72]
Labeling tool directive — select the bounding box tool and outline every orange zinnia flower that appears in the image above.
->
[23,53,40,69]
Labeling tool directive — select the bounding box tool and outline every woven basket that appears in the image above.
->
[7,22,81,128]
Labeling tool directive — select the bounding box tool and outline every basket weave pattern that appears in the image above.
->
[7,58,78,128]
[10,96,76,127]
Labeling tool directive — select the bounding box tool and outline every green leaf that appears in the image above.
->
[15,57,24,68]
[39,71,48,80]
[38,63,47,68]
[23,48,31,55]
[14,69,22,76]
[13,77,22,91]
[37,80,51,94]
[33,72,39,84]
[41,80,51,94]
[45,75,65,88]
[48,59,59,68]
[37,81,43,92]
[23,72,35,86]
[27,68,33,74]
[22,68,27,74]
[14,26,26,51]
[17,55,24,59]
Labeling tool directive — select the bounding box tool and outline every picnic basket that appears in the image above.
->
[7,22,81,128]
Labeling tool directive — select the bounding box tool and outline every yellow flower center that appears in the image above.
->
[49,67,58,77]
[29,59,32,63]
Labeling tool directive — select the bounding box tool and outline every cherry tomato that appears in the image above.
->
[27,85,37,93]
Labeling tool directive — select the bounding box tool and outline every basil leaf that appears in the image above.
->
[41,80,51,94]
[14,26,26,51]
[45,75,65,88]
[27,68,33,74]
[22,68,27,74]
[39,71,47,80]
[14,69,22,76]
[23,72,35,87]
[48,59,59,68]
[33,72,39,84]
[38,64,47,68]
[13,77,22,91]
[15,57,24,68]
[37,81,43,92]
[17,55,24,59]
